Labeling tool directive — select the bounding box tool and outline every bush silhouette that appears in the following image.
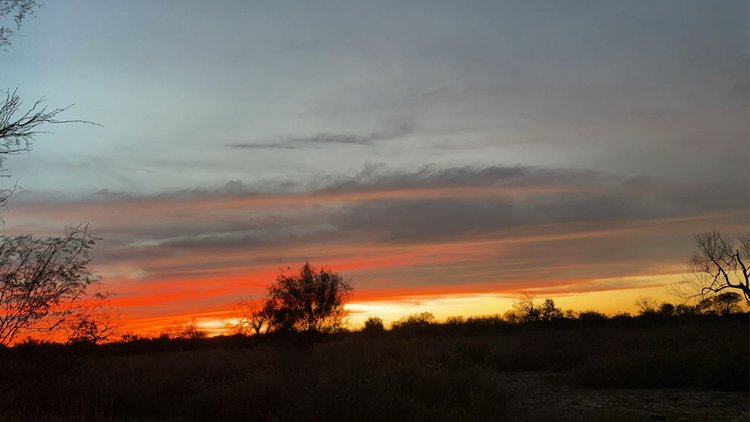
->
[362,316,385,335]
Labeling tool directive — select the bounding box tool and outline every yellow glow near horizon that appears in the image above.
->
[194,273,685,335]
[342,273,684,328]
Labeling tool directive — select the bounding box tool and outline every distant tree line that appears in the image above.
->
[361,292,746,337]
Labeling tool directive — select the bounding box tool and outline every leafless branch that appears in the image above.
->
[0,89,100,206]
[672,231,750,304]
[228,296,269,335]
[0,224,99,346]
[0,0,39,50]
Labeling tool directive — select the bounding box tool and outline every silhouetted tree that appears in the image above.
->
[0,2,106,347]
[539,298,562,322]
[66,296,118,345]
[160,319,207,340]
[362,316,384,334]
[657,302,675,318]
[0,224,98,346]
[635,296,658,317]
[698,292,742,316]
[502,309,521,324]
[445,315,466,325]
[511,294,540,323]
[563,309,577,319]
[391,312,435,329]
[712,292,742,315]
[510,294,562,323]
[674,303,699,317]
[577,311,608,322]
[263,262,353,334]
[674,231,750,303]
[229,297,269,335]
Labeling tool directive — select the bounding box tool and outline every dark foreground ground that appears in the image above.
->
[1,318,747,421]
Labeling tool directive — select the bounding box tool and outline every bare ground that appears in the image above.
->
[499,372,749,422]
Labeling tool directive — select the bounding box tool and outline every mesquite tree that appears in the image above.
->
[263,262,353,334]
[675,231,750,304]
[0,2,105,346]
[0,224,98,346]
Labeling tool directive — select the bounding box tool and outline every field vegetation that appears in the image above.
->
[1,311,746,421]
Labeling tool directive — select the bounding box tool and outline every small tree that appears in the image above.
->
[228,297,269,335]
[511,294,541,323]
[391,312,435,330]
[674,231,750,303]
[635,296,658,317]
[657,303,675,318]
[0,224,98,346]
[263,262,353,334]
[67,310,117,345]
[65,292,118,345]
[539,298,562,322]
[577,311,608,322]
[160,319,207,340]
[698,292,742,316]
[362,316,385,334]
[674,303,700,317]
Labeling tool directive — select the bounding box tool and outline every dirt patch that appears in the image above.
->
[498,372,748,422]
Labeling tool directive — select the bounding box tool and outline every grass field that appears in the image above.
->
[1,317,747,421]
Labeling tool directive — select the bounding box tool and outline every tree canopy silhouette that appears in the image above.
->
[262,262,352,334]
[0,224,98,346]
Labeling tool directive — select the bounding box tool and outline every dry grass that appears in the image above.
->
[0,318,746,421]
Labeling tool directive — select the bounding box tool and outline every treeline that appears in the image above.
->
[3,259,745,351]
[366,293,747,335]
[5,296,746,359]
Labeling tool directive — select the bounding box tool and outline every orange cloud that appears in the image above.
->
[5,173,746,337]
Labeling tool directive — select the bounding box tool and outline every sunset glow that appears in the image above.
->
[3,0,747,338]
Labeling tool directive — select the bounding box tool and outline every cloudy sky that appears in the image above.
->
[2,0,748,332]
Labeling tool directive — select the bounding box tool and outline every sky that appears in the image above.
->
[1,0,748,333]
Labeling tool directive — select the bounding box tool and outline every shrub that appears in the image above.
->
[362,317,385,335]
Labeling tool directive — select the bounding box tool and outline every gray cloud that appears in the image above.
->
[229,143,300,150]
[0,153,743,289]
[9,163,742,284]
[319,165,747,243]
[228,123,412,150]
[316,164,604,193]
[289,133,375,146]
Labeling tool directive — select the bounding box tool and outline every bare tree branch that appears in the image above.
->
[228,296,269,335]
[672,231,750,304]
[0,89,100,206]
[0,0,39,50]
[0,224,99,346]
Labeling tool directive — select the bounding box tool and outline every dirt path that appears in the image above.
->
[497,372,748,422]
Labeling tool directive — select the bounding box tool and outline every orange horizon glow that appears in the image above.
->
[116,278,681,338]
[5,184,747,340]
[4,0,747,348]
